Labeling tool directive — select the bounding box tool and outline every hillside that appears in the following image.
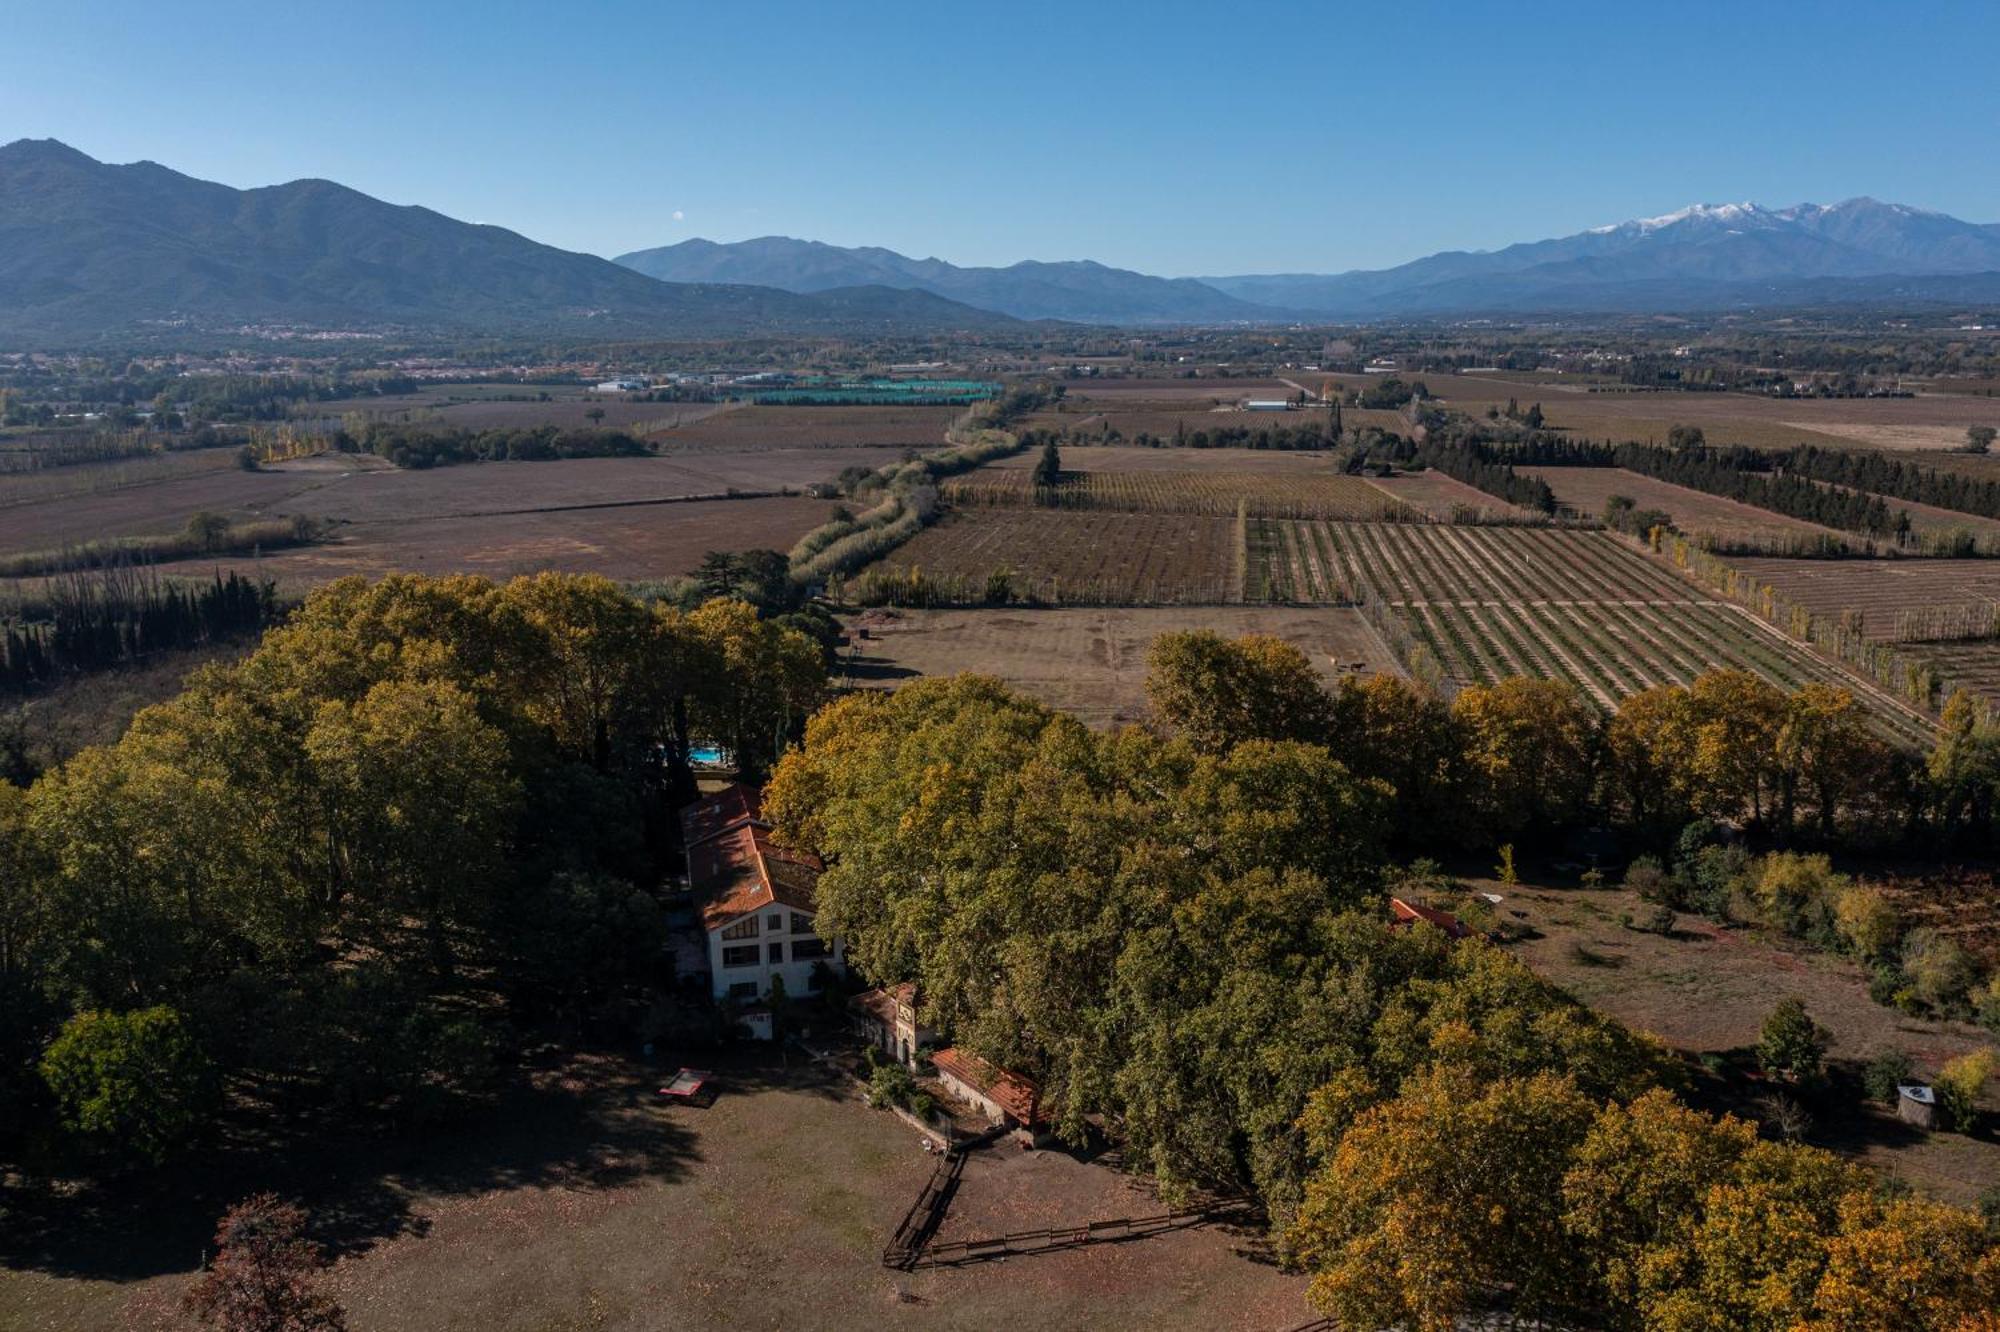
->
[615,235,1281,324]
[0,140,1020,341]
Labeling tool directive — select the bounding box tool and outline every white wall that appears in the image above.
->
[705,907,845,1002]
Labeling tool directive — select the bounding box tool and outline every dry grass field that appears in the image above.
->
[1495,874,1998,1206]
[841,606,1399,726]
[432,398,728,431]
[1518,466,1844,541]
[878,510,1242,604]
[1725,557,2000,639]
[648,404,963,450]
[0,1049,1309,1332]
[1061,379,1298,403]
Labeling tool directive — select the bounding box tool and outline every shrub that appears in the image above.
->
[1902,928,1980,1014]
[1685,843,1750,920]
[1832,884,1901,961]
[1642,904,1677,935]
[1867,963,1906,1009]
[868,1061,918,1111]
[1622,855,1672,906]
[39,1006,217,1165]
[1757,998,1829,1084]
[1980,978,2000,1037]
[1753,852,1848,937]
[1936,1049,1994,1133]
[1862,1049,1915,1104]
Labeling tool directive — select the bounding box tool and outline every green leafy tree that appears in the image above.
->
[39,1006,216,1165]
[1757,997,1830,1083]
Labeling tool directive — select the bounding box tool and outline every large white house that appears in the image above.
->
[681,785,844,1004]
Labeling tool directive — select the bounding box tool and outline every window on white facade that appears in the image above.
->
[792,937,830,960]
[728,981,758,999]
[767,942,784,964]
[720,917,758,940]
[722,944,759,968]
[790,912,814,934]
[767,911,785,932]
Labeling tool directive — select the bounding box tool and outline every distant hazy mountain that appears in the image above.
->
[615,235,1281,324]
[1205,199,2000,316]
[0,140,1019,342]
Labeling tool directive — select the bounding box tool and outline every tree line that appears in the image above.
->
[765,639,2000,1330]
[331,422,651,469]
[1,565,277,698]
[0,573,827,1165]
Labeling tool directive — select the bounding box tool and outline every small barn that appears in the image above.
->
[930,1047,1051,1144]
[1897,1083,1938,1130]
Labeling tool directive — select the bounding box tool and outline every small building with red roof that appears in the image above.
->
[930,1047,1049,1140]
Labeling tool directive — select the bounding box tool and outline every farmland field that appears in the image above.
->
[946,466,1406,519]
[645,403,963,450]
[875,510,1241,603]
[842,606,1400,727]
[1361,468,1544,521]
[1725,557,2000,639]
[1433,374,2000,452]
[1518,466,1844,542]
[1250,522,1935,743]
[1901,640,2000,707]
[986,446,1342,475]
[182,494,838,591]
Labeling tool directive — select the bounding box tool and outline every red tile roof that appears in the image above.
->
[680,785,822,930]
[930,1047,1043,1127]
[1389,896,1473,940]
[850,987,899,1026]
[680,783,764,849]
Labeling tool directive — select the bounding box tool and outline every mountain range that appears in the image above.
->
[615,236,1275,324]
[3,138,1999,341]
[1201,200,2000,316]
[0,140,1019,342]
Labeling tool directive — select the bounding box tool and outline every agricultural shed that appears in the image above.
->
[1897,1083,1938,1130]
[930,1047,1049,1140]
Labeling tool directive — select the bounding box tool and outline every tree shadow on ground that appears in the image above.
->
[0,1045,702,1286]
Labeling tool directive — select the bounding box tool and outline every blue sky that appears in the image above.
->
[6,0,1997,275]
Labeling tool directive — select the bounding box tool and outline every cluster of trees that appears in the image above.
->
[335,422,652,469]
[0,573,828,1165]
[764,645,2000,1329]
[1779,443,2000,522]
[1349,377,1428,409]
[1,566,276,700]
[1614,441,1914,539]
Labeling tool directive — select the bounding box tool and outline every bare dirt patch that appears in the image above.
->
[841,607,1400,727]
[0,1049,1308,1332]
[1360,469,1542,521]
